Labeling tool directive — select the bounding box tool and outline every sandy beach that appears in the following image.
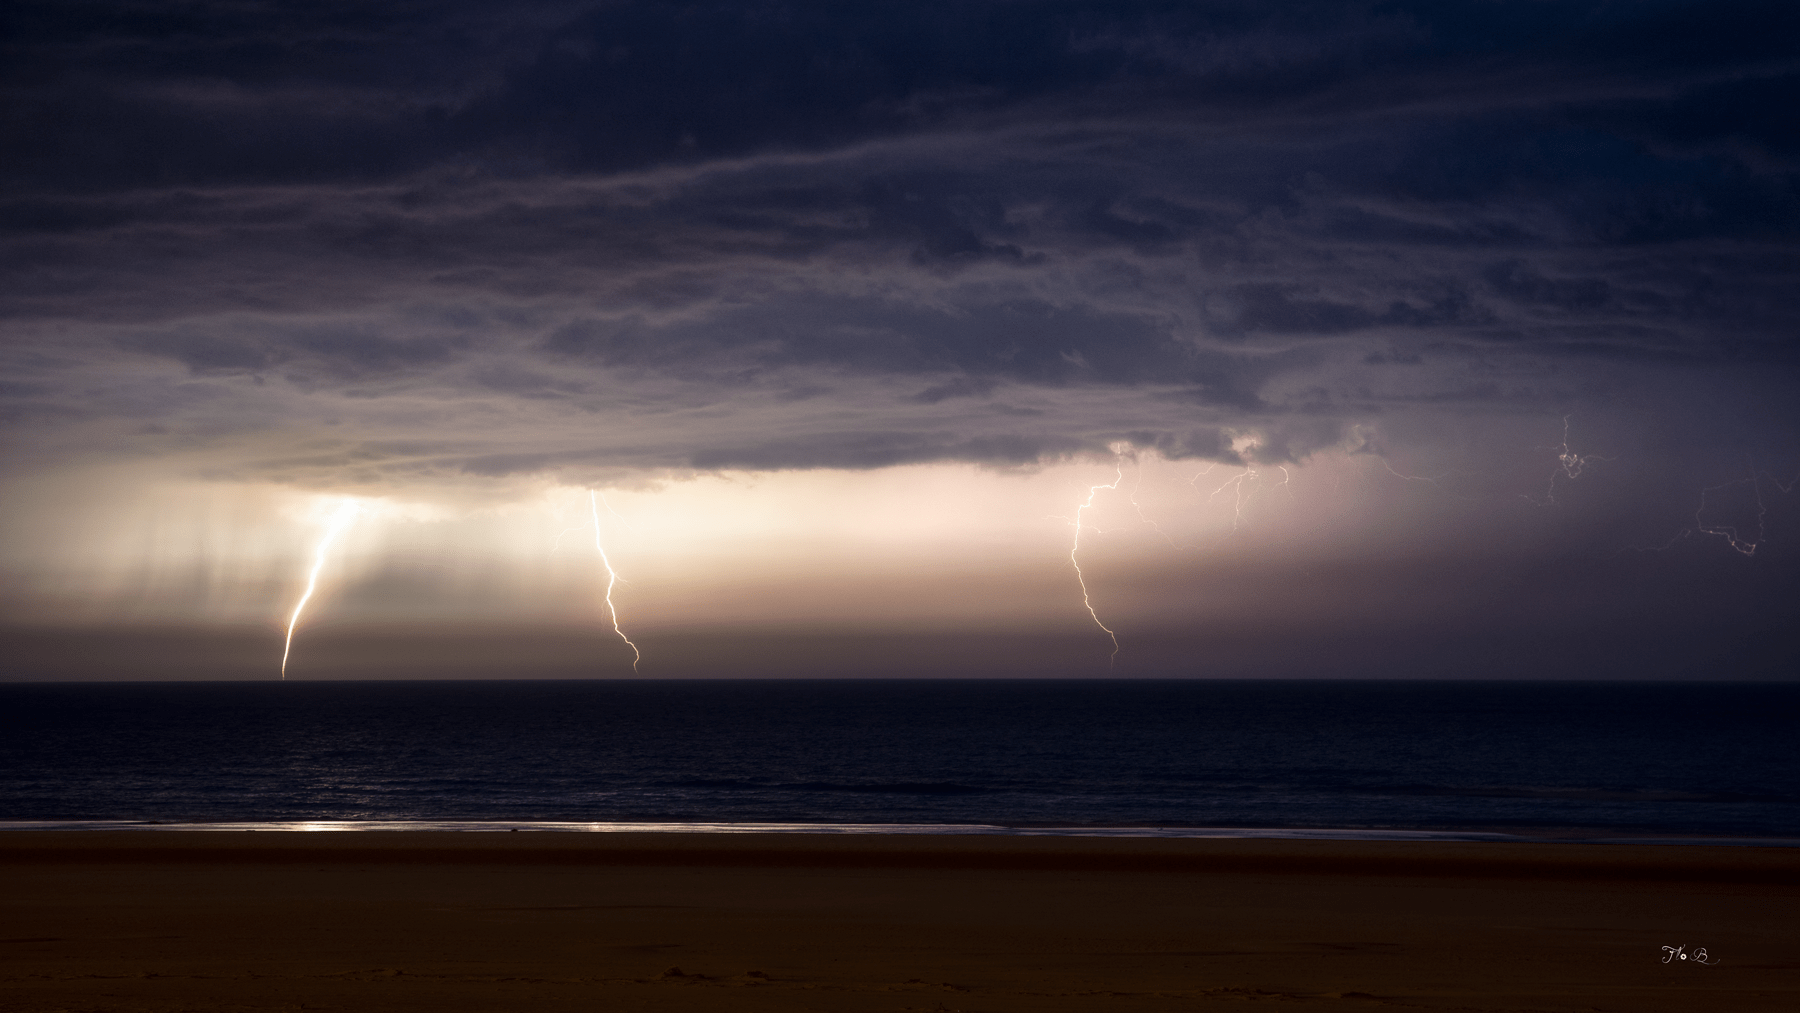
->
[2,832,1795,1012]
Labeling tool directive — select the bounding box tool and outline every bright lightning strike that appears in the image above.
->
[280,498,360,680]
[1070,446,1128,669]
[589,490,641,672]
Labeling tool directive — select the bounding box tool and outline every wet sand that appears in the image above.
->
[2,832,1795,1012]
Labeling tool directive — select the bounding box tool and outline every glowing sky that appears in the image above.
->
[3,1,1797,679]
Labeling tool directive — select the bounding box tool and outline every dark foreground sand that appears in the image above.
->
[2,832,1795,1012]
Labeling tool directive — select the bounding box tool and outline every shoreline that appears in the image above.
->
[2,818,1797,847]
[5,830,1799,881]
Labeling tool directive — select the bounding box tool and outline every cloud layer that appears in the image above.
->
[3,1,1798,675]
[6,3,1797,481]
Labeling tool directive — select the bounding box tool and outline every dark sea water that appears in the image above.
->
[2,680,1797,841]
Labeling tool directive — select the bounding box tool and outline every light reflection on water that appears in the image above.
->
[3,820,1797,845]
[5,681,1798,843]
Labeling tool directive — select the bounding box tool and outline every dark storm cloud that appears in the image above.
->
[689,431,1087,471]
[12,1,1798,183]
[119,326,467,378]
[543,295,1195,385]
[1,0,1797,479]
[910,377,998,404]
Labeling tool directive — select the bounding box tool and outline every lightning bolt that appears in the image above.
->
[1381,459,1450,486]
[1350,423,1486,499]
[1695,477,1765,556]
[589,490,641,672]
[1690,468,1799,557]
[1208,468,1256,529]
[1621,467,1799,557]
[1534,415,1613,506]
[1126,459,1188,549]
[1070,447,1127,669]
[280,498,360,680]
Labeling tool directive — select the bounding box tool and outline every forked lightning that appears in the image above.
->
[590,491,642,672]
[1070,447,1127,669]
[280,498,360,679]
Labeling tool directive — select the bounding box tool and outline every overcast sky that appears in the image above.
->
[3,0,1796,679]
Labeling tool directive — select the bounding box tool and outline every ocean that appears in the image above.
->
[2,680,1796,842]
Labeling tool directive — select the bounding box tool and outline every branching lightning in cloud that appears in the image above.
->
[1380,459,1450,486]
[1534,416,1613,506]
[589,490,641,672]
[1627,469,1797,557]
[280,498,360,679]
[1351,424,1486,499]
[1128,459,1187,549]
[1207,468,1255,529]
[1695,477,1767,556]
[1201,463,1290,531]
[1179,432,1297,534]
[1691,469,1800,557]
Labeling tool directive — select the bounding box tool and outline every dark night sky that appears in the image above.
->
[2,1,1797,679]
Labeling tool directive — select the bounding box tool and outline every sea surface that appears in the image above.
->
[2,680,1797,842]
